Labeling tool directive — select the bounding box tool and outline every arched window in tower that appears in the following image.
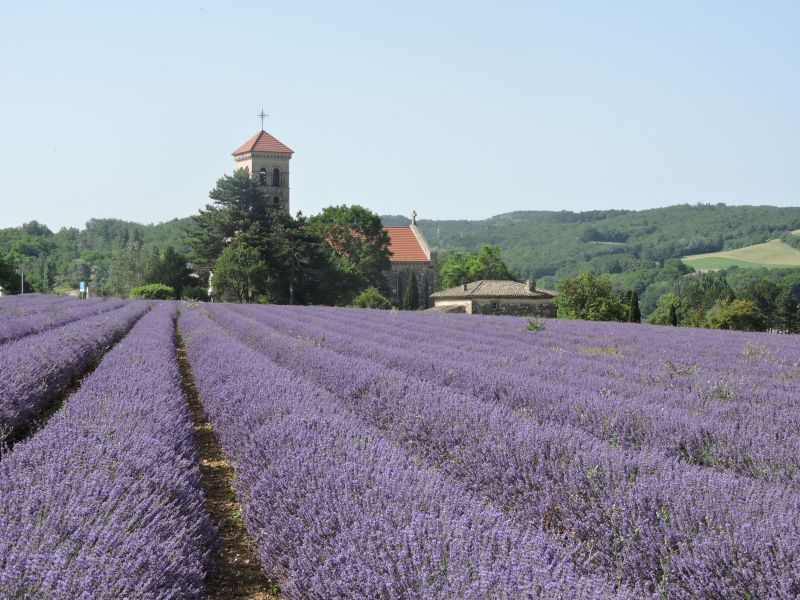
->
[273,196,281,207]
[272,168,280,187]
[259,168,267,186]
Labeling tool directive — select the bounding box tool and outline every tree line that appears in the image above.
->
[554,270,800,333]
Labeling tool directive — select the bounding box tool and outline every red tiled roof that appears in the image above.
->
[384,226,429,263]
[232,130,293,155]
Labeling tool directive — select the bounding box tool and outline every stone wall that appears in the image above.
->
[472,298,556,318]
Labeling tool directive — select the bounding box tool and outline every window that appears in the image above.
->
[273,197,281,207]
[259,168,267,186]
[272,168,280,187]
[491,302,498,315]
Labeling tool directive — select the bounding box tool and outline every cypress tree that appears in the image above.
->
[403,271,420,310]
[775,288,799,333]
[627,290,641,323]
[669,303,678,327]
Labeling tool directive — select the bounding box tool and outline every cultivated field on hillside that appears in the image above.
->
[683,238,800,269]
[1,294,800,598]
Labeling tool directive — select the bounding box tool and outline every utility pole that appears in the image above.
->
[16,266,26,294]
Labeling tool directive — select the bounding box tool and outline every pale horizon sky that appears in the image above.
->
[1,1,798,230]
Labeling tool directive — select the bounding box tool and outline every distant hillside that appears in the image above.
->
[384,204,800,280]
[683,239,800,270]
[4,204,800,298]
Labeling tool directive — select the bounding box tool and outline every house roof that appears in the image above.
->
[233,130,293,156]
[431,280,556,300]
[384,226,430,263]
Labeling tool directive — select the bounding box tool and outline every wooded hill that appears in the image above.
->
[2,204,799,300]
[384,204,800,282]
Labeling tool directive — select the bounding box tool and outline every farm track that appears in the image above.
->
[175,323,280,600]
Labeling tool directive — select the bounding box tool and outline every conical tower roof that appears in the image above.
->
[232,130,293,155]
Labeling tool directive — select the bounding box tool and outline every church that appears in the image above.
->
[232,129,293,212]
[232,126,436,308]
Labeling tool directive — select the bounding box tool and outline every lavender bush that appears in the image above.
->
[0,302,148,438]
[241,304,800,484]
[180,308,633,599]
[211,303,800,598]
[0,293,71,317]
[0,303,213,598]
[0,297,125,345]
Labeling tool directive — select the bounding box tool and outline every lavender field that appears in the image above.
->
[1,295,799,599]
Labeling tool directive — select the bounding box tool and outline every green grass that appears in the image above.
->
[683,239,800,270]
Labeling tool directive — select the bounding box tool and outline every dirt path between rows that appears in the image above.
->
[176,327,280,600]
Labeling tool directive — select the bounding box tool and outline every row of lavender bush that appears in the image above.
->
[0,303,214,598]
[0,298,126,345]
[245,304,800,484]
[0,302,148,439]
[181,307,632,599]
[0,293,73,316]
[208,304,800,598]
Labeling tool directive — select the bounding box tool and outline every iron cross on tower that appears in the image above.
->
[257,109,268,130]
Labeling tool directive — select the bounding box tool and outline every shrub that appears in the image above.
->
[129,283,175,300]
[350,287,391,310]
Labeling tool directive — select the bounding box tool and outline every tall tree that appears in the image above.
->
[743,280,781,330]
[775,288,799,333]
[212,239,270,303]
[403,271,420,310]
[308,205,391,301]
[146,246,191,299]
[669,303,679,326]
[107,228,146,297]
[187,169,274,265]
[708,299,765,332]
[265,213,338,305]
[438,244,515,289]
[627,290,641,323]
[555,273,627,322]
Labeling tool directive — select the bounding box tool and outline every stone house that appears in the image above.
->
[430,280,556,317]
[384,218,435,308]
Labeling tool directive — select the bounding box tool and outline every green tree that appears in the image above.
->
[308,205,391,302]
[263,213,339,305]
[350,287,391,309]
[146,246,190,299]
[107,228,146,297]
[742,280,781,330]
[129,283,175,300]
[437,250,471,289]
[627,290,641,323]
[707,299,765,332]
[212,239,270,303]
[648,293,683,325]
[555,272,627,321]
[403,271,420,310]
[775,288,799,333]
[188,169,336,303]
[0,250,15,291]
[438,244,515,289]
[471,244,515,280]
[187,169,275,265]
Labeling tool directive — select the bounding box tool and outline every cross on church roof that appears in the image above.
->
[257,109,268,130]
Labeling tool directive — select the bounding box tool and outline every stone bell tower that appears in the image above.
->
[232,122,293,213]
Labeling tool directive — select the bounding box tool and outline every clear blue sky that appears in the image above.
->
[1,1,798,230]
